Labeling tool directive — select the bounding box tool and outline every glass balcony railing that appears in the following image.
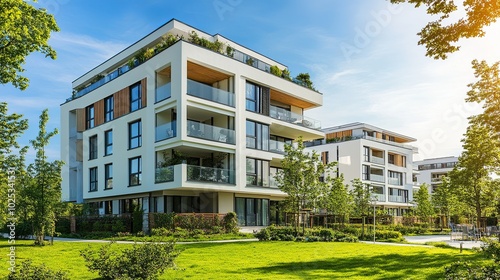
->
[388,177,402,186]
[187,79,235,107]
[187,165,235,184]
[370,156,385,165]
[269,105,321,130]
[155,166,174,183]
[156,121,176,142]
[187,120,235,144]
[372,194,386,202]
[156,83,171,102]
[388,195,407,203]
[268,140,287,154]
[369,174,385,183]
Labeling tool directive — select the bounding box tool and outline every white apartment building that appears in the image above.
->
[60,19,324,227]
[414,156,458,194]
[309,123,418,217]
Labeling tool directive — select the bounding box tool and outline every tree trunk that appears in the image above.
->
[362,216,365,239]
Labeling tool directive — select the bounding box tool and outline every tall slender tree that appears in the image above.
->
[276,137,334,233]
[413,183,434,223]
[350,179,372,238]
[321,174,352,225]
[449,123,500,228]
[24,109,63,245]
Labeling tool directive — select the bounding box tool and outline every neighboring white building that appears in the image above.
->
[414,156,459,194]
[60,19,324,227]
[309,123,418,217]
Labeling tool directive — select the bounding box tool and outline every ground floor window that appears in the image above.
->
[165,195,200,213]
[235,197,269,226]
[120,198,142,214]
[270,201,285,225]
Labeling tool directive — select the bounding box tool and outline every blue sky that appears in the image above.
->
[2,0,500,163]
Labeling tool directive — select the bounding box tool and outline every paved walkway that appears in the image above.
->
[404,234,484,249]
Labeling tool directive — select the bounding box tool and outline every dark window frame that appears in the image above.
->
[130,83,142,112]
[104,163,113,190]
[89,135,98,160]
[86,105,95,129]
[89,167,98,192]
[104,95,114,122]
[129,156,142,186]
[129,120,142,149]
[104,130,113,156]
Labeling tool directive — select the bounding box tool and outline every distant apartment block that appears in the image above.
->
[414,156,459,194]
[309,123,418,217]
[60,19,324,227]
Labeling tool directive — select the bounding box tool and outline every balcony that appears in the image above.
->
[156,121,176,142]
[388,177,402,186]
[187,165,235,184]
[370,156,385,165]
[187,120,235,144]
[155,166,174,183]
[156,83,171,102]
[388,195,407,203]
[187,79,235,107]
[268,139,287,154]
[269,176,279,189]
[269,105,321,130]
[368,174,385,183]
[372,194,386,202]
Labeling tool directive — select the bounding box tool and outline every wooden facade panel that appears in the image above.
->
[114,88,129,118]
[94,99,104,126]
[76,108,85,132]
[141,78,147,107]
[326,130,352,140]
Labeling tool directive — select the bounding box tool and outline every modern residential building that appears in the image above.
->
[60,19,324,227]
[414,156,459,194]
[308,123,418,217]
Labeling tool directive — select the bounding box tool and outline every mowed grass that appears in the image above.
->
[0,239,487,279]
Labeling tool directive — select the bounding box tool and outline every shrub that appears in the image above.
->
[80,241,180,280]
[223,212,239,233]
[319,229,334,241]
[151,227,170,237]
[8,259,69,280]
[306,236,321,242]
[281,234,295,241]
[211,226,223,234]
[270,65,282,77]
[255,228,270,241]
[111,220,126,233]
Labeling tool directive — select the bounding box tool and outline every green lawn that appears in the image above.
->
[0,239,487,279]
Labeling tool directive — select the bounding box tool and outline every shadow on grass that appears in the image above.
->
[246,251,483,279]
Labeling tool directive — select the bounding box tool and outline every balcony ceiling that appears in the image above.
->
[187,61,231,84]
[270,89,316,109]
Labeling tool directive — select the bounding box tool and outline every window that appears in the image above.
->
[105,163,113,190]
[104,201,113,214]
[129,157,142,186]
[129,120,142,149]
[130,83,142,112]
[89,135,97,160]
[89,167,98,192]
[104,95,114,122]
[362,165,369,180]
[86,105,95,129]
[388,154,395,164]
[246,120,269,150]
[245,82,269,114]
[363,146,370,162]
[388,171,403,186]
[246,158,270,187]
[104,130,112,156]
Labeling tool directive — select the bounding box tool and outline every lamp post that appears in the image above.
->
[371,195,378,243]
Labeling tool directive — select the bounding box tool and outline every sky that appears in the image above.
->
[2,0,500,163]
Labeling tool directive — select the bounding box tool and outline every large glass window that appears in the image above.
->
[104,95,114,122]
[245,82,269,114]
[129,157,142,186]
[363,146,370,162]
[89,167,97,192]
[362,165,369,180]
[130,83,142,112]
[104,130,112,156]
[104,163,113,190]
[129,120,142,149]
[89,135,97,160]
[235,197,270,226]
[246,158,270,187]
[86,105,95,129]
[246,120,269,150]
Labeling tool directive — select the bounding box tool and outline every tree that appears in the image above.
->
[0,102,28,225]
[276,137,334,233]
[413,183,434,223]
[321,174,352,225]
[390,0,500,60]
[294,73,316,90]
[0,0,59,90]
[466,60,500,133]
[449,123,500,229]
[350,178,372,238]
[23,109,63,245]
[431,176,463,227]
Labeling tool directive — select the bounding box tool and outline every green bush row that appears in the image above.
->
[254,226,359,243]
